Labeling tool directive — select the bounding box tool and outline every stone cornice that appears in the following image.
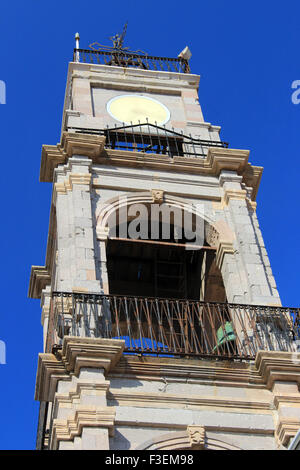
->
[254,351,300,447]
[40,145,65,183]
[276,418,300,447]
[109,355,264,387]
[40,132,105,182]
[40,133,262,200]
[244,163,263,201]
[51,406,116,449]
[255,351,300,389]
[274,395,300,407]
[35,353,69,402]
[99,147,262,201]
[98,146,250,176]
[61,132,106,159]
[108,389,271,411]
[28,265,51,299]
[35,338,125,402]
[61,337,125,375]
[68,61,200,90]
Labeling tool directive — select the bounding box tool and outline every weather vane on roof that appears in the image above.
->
[109,22,128,51]
[88,22,147,55]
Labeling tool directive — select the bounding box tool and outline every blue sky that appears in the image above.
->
[0,0,299,450]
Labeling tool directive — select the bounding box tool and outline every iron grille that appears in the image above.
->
[47,292,300,361]
[73,49,190,73]
[68,123,229,159]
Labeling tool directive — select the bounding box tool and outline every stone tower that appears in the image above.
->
[29,33,300,451]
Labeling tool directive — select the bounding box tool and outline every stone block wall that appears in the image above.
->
[35,338,300,450]
[50,155,280,306]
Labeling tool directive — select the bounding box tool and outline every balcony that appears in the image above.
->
[47,292,300,361]
[73,48,190,73]
[68,122,229,159]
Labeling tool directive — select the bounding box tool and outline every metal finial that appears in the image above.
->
[75,33,80,62]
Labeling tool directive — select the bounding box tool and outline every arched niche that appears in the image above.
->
[95,191,235,302]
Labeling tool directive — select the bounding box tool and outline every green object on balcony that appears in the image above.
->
[214,321,236,350]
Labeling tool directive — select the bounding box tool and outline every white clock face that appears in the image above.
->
[106,95,170,125]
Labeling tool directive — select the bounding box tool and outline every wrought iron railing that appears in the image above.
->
[68,123,229,159]
[73,48,190,73]
[47,292,300,360]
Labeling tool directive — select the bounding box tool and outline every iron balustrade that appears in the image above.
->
[73,48,190,73]
[47,292,300,360]
[68,123,229,159]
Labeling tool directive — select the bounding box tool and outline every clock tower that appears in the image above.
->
[29,31,300,451]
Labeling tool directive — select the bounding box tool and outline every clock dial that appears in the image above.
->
[107,95,170,125]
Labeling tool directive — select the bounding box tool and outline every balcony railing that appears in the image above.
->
[73,49,190,73]
[47,292,300,360]
[68,123,229,159]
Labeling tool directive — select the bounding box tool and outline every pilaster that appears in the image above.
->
[218,170,281,306]
[35,337,125,450]
[41,286,52,351]
[53,156,100,293]
[255,351,300,447]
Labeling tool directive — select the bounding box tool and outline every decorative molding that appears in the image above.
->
[244,163,263,201]
[40,133,106,182]
[255,351,300,390]
[69,173,91,185]
[51,406,116,450]
[186,121,221,133]
[54,173,92,196]
[215,241,235,270]
[96,226,110,241]
[219,172,243,187]
[40,145,66,183]
[55,380,110,407]
[275,418,300,447]
[94,147,261,199]
[110,355,265,388]
[108,389,270,410]
[35,353,69,402]
[61,132,105,159]
[96,191,235,263]
[246,199,257,211]
[61,337,125,376]
[187,425,206,449]
[135,430,194,450]
[53,181,71,195]
[151,189,164,204]
[35,337,125,402]
[222,189,247,206]
[40,136,262,200]
[134,427,241,450]
[221,186,257,211]
[274,395,300,407]
[205,219,236,270]
[69,64,199,98]
[28,265,51,299]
